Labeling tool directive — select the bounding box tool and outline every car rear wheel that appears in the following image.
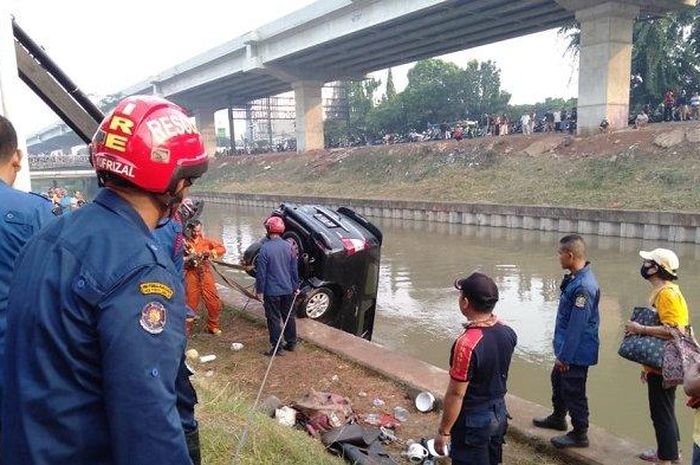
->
[299,287,336,322]
[282,231,304,257]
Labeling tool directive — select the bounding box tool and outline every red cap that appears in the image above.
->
[264,216,285,235]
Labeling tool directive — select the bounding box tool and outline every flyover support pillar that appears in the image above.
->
[292,80,324,152]
[567,1,639,135]
[194,106,218,157]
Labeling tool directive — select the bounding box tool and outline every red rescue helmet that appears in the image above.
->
[264,216,285,235]
[90,95,208,194]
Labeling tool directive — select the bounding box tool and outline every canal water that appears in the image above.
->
[200,202,700,446]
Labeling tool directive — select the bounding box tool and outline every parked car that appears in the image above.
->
[242,203,383,340]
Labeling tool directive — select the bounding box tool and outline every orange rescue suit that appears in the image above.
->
[184,234,226,333]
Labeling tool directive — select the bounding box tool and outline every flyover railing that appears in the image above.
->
[28,154,91,170]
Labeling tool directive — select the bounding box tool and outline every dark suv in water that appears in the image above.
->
[243,203,382,340]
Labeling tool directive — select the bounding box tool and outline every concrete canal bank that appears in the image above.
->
[221,293,645,465]
[195,191,700,244]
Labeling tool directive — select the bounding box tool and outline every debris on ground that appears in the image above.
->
[274,406,297,427]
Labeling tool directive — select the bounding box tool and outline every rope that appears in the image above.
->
[213,259,254,273]
[231,293,298,465]
[211,263,259,301]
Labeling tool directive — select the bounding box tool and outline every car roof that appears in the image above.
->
[279,203,379,248]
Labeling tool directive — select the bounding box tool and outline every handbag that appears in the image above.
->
[662,326,700,388]
[618,307,665,368]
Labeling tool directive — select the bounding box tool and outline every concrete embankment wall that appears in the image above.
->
[195,191,700,244]
[222,293,644,465]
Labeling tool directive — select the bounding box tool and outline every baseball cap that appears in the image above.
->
[639,248,679,277]
[454,272,499,308]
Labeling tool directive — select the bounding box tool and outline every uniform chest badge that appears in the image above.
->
[140,282,174,300]
[140,301,167,334]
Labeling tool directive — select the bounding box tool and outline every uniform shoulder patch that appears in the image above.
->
[140,301,167,334]
[139,282,174,299]
[574,294,587,308]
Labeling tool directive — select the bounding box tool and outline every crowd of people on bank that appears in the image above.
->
[358,107,579,147]
[632,89,700,130]
[41,186,86,214]
[4,95,700,465]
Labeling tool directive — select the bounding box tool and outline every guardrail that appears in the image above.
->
[28,155,91,170]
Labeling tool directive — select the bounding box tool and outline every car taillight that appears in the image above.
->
[341,238,368,256]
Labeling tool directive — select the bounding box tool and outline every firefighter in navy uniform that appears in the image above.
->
[153,198,206,465]
[2,96,208,465]
[0,116,54,431]
[533,234,600,449]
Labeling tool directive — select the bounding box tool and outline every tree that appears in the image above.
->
[399,59,467,129]
[386,68,397,101]
[324,78,381,146]
[462,60,511,118]
[347,78,381,137]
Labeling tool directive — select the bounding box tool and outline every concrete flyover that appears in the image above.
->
[27,0,697,152]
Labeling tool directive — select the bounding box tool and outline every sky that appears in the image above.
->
[6,0,578,137]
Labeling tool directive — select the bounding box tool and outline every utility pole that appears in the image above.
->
[266,97,273,149]
[227,97,235,154]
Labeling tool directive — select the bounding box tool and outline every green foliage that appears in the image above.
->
[357,58,511,138]
[398,59,466,128]
[510,97,578,117]
[197,381,345,465]
[385,68,397,101]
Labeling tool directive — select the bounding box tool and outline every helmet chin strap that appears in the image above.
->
[153,188,186,223]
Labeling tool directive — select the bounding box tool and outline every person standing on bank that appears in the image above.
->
[184,220,226,335]
[2,96,208,464]
[625,248,688,465]
[434,272,517,465]
[0,116,54,429]
[533,235,600,449]
[255,216,299,356]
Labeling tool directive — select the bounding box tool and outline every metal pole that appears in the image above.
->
[0,10,31,191]
[227,100,235,154]
[245,103,253,151]
[266,97,273,148]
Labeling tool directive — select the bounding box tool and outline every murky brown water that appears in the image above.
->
[201,202,699,446]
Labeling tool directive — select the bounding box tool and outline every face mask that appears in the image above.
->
[640,264,656,280]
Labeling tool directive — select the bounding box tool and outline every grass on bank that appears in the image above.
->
[196,377,345,465]
[199,136,700,211]
[196,374,566,465]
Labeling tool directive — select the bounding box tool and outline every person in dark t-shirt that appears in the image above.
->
[434,272,518,465]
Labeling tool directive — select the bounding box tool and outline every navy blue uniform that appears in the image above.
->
[550,263,600,433]
[448,318,517,465]
[256,237,299,350]
[153,216,200,464]
[2,189,191,465]
[153,215,185,276]
[0,180,54,409]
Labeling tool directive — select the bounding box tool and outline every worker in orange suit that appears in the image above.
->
[184,220,226,335]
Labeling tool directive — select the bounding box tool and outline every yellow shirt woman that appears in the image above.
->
[650,282,689,328]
